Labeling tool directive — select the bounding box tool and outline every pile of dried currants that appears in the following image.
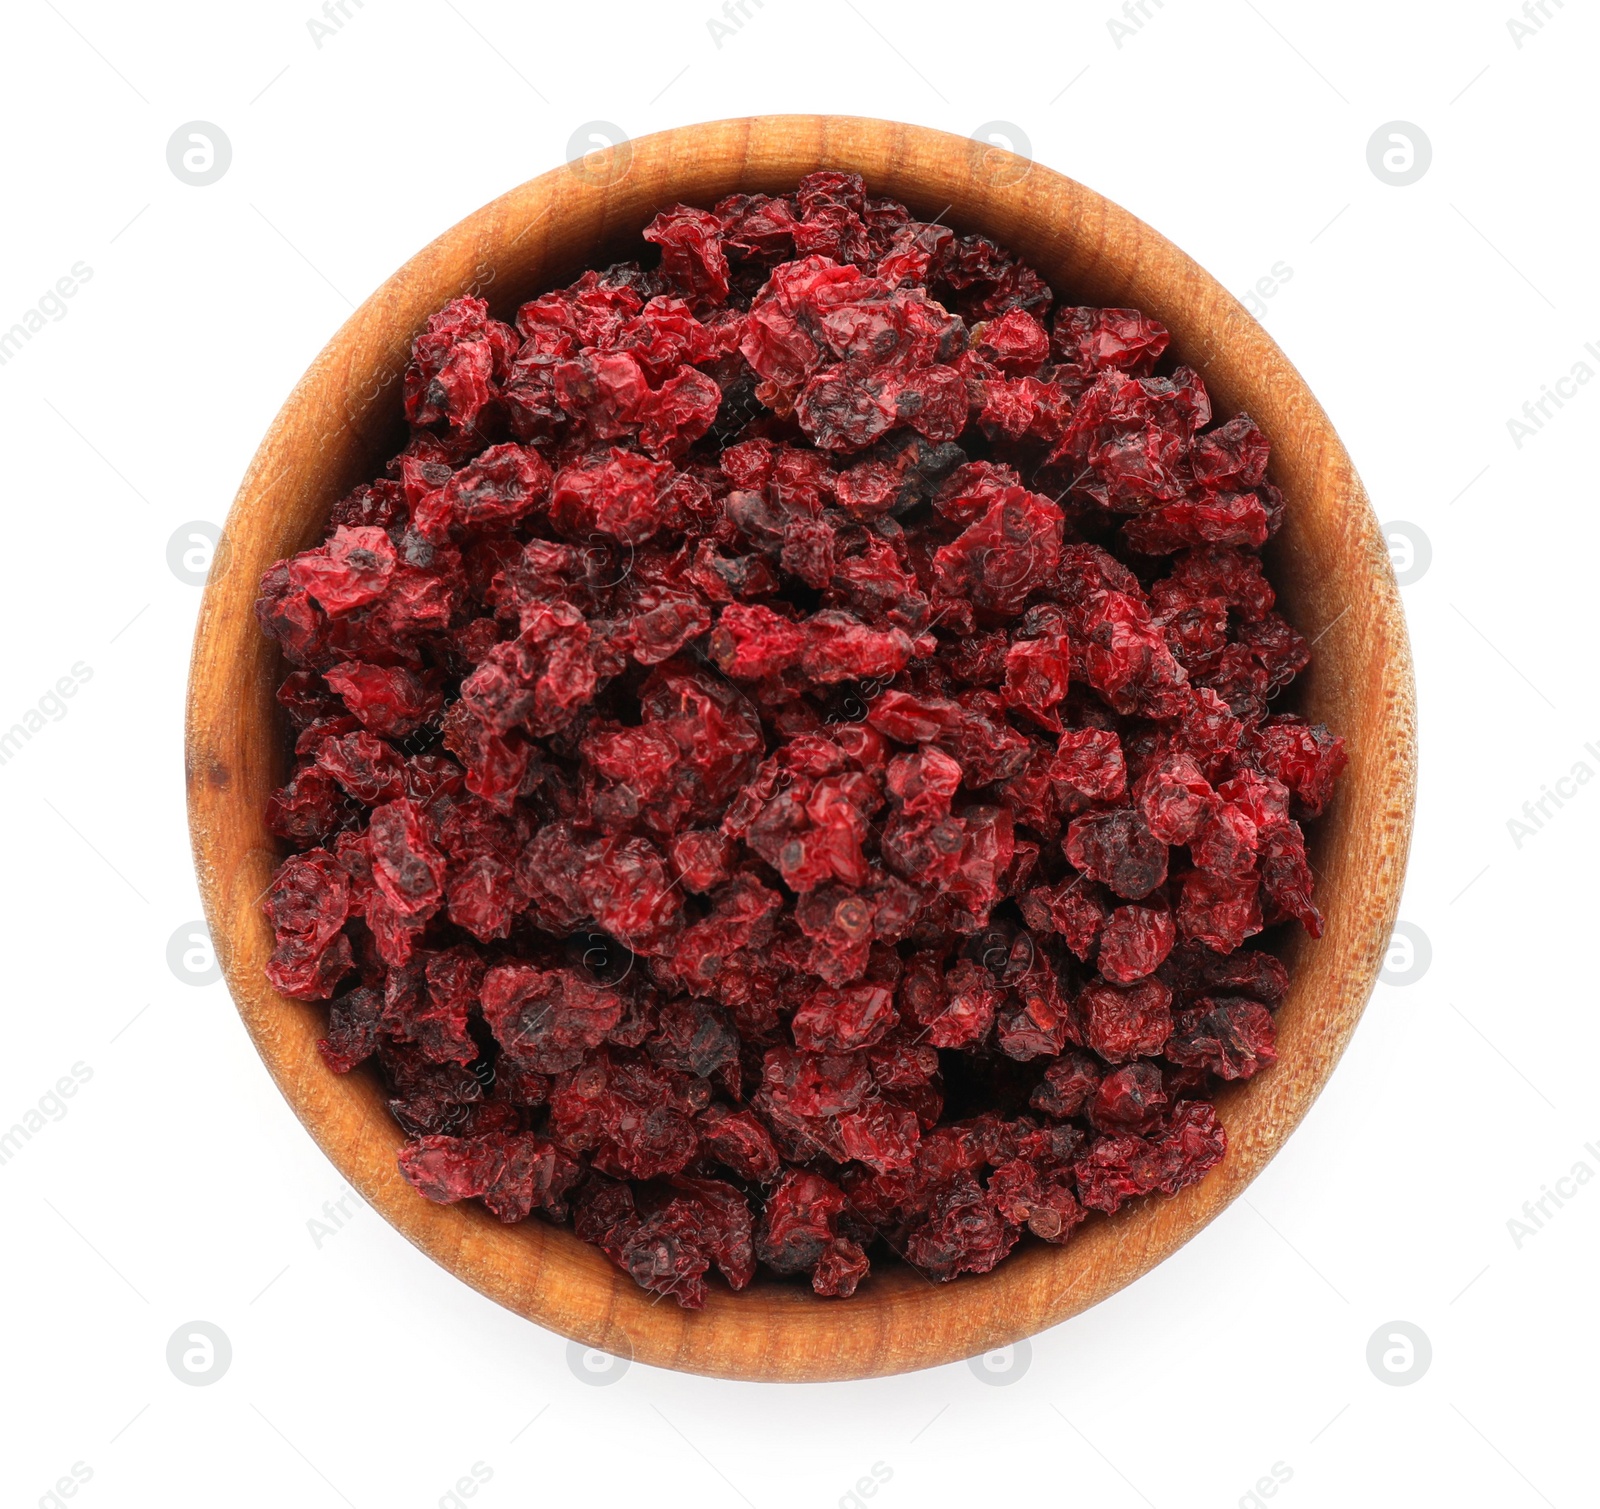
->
[256,173,1345,1307]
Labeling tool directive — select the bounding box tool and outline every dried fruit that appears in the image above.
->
[258,175,1345,1307]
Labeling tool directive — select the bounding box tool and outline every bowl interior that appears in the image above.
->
[187,115,1414,1381]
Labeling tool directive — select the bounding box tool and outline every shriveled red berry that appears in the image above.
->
[1078,978,1174,1063]
[1135,752,1214,844]
[1178,872,1264,953]
[1167,997,1278,1080]
[1098,902,1176,983]
[1090,1063,1168,1134]
[1074,1102,1226,1213]
[755,1169,849,1283]
[1063,808,1168,900]
[398,1131,580,1223]
[1031,1051,1102,1119]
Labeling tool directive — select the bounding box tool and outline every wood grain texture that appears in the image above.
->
[185,115,1416,1381]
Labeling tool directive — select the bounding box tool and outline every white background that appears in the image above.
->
[1,1,1595,1505]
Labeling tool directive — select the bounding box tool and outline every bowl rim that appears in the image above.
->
[186,113,1416,1382]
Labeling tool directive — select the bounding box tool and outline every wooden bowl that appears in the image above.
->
[186,115,1415,1381]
